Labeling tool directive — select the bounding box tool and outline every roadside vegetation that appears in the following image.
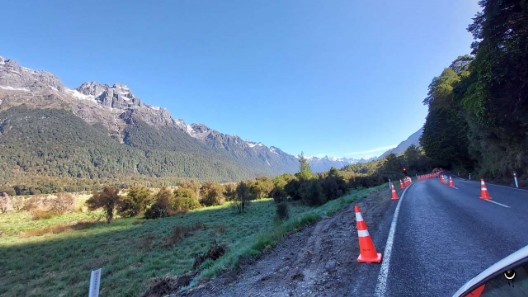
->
[0,150,400,297]
[420,0,528,185]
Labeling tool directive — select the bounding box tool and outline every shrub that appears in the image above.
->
[0,193,12,213]
[173,186,201,212]
[173,197,201,213]
[51,192,75,214]
[144,188,174,219]
[249,176,274,199]
[223,184,237,201]
[321,176,343,200]
[200,182,225,206]
[21,196,41,212]
[276,202,289,220]
[270,187,287,203]
[299,179,326,206]
[118,185,153,217]
[86,187,121,223]
[284,178,301,200]
[144,198,172,219]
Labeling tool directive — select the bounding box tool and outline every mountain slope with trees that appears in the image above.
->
[0,56,299,192]
[420,0,528,182]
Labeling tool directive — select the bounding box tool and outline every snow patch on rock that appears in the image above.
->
[66,88,96,102]
[0,85,30,92]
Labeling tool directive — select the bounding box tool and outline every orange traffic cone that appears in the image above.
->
[399,180,404,189]
[480,179,492,200]
[355,206,382,263]
[391,183,399,200]
[449,176,454,188]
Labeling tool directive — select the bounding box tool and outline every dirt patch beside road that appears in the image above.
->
[180,189,395,296]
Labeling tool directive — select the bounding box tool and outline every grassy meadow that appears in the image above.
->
[0,185,384,296]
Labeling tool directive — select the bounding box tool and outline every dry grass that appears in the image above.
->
[30,208,56,220]
[19,220,100,237]
[162,221,206,248]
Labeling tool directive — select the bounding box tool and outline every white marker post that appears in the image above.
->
[89,268,102,297]
[388,178,391,190]
[514,172,519,188]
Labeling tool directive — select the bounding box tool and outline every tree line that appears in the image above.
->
[420,0,528,184]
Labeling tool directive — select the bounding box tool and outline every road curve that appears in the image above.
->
[380,177,528,296]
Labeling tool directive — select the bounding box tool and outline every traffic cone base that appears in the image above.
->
[358,252,382,263]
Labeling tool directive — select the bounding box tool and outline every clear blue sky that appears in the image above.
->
[1,0,481,159]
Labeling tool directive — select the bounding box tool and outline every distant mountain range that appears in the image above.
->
[378,128,423,159]
[306,156,374,173]
[0,55,298,183]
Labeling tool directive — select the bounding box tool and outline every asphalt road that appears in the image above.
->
[376,177,528,296]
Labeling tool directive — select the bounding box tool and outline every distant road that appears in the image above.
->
[374,177,528,296]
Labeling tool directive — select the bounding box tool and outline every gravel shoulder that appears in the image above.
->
[181,188,397,296]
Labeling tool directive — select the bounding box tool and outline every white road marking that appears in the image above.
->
[374,185,411,297]
[483,199,511,208]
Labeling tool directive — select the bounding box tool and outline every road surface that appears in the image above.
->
[376,177,528,296]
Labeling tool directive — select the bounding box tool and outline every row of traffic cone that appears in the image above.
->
[354,176,409,264]
[354,176,406,263]
[399,177,412,189]
[417,172,440,180]
[440,175,492,200]
[353,176,492,266]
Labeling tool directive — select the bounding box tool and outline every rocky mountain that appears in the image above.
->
[0,55,298,185]
[378,128,423,159]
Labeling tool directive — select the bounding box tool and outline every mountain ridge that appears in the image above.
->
[0,55,299,184]
[378,128,423,159]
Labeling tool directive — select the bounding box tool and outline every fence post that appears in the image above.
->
[89,268,101,297]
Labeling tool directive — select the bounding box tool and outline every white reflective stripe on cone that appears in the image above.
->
[482,188,487,191]
[355,212,364,222]
[358,230,370,237]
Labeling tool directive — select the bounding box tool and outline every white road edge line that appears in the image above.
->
[483,199,511,208]
[374,184,411,297]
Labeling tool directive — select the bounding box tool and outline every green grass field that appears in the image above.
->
[0,185,384,296]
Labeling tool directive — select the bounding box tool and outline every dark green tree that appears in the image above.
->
[296,152,314,180]
[235,181,251,213]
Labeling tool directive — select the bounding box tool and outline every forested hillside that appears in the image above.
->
[421,0,527,181]
[0,107,259,194]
